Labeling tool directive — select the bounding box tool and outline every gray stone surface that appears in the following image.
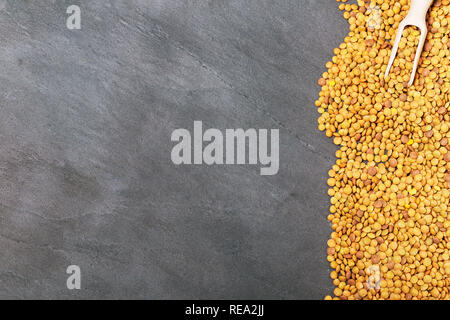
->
[0,0,349,299]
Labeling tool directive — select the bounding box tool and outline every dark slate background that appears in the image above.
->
[0,0,348,299]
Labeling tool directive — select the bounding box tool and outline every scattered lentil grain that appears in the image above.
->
[318,0,449,300]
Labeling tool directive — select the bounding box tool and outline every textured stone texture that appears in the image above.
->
[0,0,348,299]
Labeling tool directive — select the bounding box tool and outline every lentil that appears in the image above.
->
[319,0,449,300]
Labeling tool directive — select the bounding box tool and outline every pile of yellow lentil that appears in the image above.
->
[317,0,449,300]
